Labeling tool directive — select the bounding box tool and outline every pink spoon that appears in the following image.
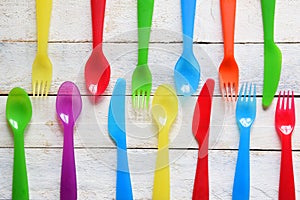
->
[56,81,82,200]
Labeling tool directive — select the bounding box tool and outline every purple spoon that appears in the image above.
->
[56,81,82,200]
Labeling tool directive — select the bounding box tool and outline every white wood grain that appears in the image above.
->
[0,0,299,42]
[0,149,299,200]
[1,42,299,95]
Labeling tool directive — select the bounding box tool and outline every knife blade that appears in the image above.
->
[108,78,133,200]
[192,78,215,200]
[261,0,282,107]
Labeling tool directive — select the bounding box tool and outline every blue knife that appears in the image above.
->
[108,78,133,200]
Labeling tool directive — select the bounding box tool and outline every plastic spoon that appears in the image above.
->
[174,0,200,96]
[152,84,178,200]
[84,0,111,95]
[6,87,32,200]
[56,81,82,200]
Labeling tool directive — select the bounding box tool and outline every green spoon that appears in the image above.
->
[6,87,32,200]
[261,0,282,108]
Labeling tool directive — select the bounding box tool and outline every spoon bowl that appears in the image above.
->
[6,87,32,200]
[56,81,82,200]
[152,84,178,128]
[84,44,111,96]
[56,81,82,125]
[6,88,32,132]
[174,54,200,96]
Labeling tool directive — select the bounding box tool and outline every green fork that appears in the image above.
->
[131,0,154,109]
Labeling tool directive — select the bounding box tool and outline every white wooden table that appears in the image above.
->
[1,0,300,199]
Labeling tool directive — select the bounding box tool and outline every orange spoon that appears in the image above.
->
[84,0,111,95]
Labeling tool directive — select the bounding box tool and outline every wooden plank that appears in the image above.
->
[0,149,299,199]
[0,0,299,42]
[1,42,299,95]
[0,96,299,150]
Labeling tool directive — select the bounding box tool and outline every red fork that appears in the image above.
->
[275,91,296,200]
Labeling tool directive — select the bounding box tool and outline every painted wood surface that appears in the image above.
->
[0,0,299,199]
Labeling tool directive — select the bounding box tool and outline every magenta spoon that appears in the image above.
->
[56,81,82,200]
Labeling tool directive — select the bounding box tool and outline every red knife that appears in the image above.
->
[192,78,215,200]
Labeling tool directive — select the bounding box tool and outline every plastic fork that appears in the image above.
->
[232,83,256,200]
[32,0,53,96]
[131,0,154,109]
[218,0,239,101]
[275,91,296,200]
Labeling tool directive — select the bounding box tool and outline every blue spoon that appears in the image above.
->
[174,0,200,96]
[108,78,133,200]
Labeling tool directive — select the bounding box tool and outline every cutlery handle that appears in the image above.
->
[181,0,197,52]
[153,127,170,200]
[220,0,236,57]
[36,0,52,55]
[192,152,209,200]
[116,147,133,200]
[279,135,295,200]
[261,0,275,42]
[137,0,154,66]
[232,128,250,200]
[91,0,106,48]
[61,125,77,200]
[13,133,29,200]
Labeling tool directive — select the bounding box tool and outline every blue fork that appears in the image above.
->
[232,83,256,200]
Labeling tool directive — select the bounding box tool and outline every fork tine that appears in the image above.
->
[253,84,257,101]
[137,91,141,109]
[248,83,252,101]
[146,91,150,109]
[134,92,138,109]
[234,82,238,101]
[291,91,295,111]
[220,80,225,100]
[230,82,234,101]
[225,83,230,101]
[32,81,36,97]
[37,81,41,96]
[238,83,245,101]
[141,91,145,109]
[45,81,50,96]
[283,91,288,110]
[286,91,290,110]
[277,91,282,110]
[41,81,46,96]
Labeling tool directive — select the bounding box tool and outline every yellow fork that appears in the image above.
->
[32,0,53,97]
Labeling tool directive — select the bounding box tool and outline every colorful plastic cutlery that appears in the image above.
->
[152,85,178,200]
[233,83,256,200]
[192,79,215,200]
[275,91,295,200]
[85,0,111,96]
[174,0,200,96]
[108,78,133,200]
[56,81,82,200]
[218,0,239,101]
[261,0,282,107]
[6,87,32,200]
[32,0,53,96]
[131,0,154,109]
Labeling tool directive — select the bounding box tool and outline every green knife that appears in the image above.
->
[261,0,282,108]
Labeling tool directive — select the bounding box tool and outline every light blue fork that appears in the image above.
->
[232,83,256,200]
